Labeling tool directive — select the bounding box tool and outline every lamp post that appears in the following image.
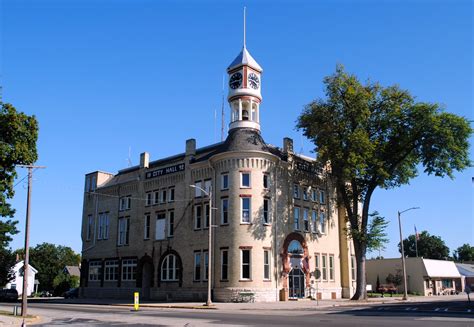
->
[398,206,420,301]
[190,184,213,306]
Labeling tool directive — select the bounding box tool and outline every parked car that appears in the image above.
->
[40,290,52,297]
[0,288,19,302]
[63,288,79,299]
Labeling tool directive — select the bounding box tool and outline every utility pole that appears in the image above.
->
[17,165,45,323]
[397,206,420,301]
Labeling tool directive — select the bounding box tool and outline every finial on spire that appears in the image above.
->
[243,6,246,49]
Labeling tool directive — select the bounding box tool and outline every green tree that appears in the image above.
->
[0,103,38,286]
[453,243,474,262]
[399,231,450,259]
[297,65,472,300]
[16,243,81,291]
[53,273,79,296]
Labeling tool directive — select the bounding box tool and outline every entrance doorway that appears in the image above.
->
[141,262,152,300]
[289,268,305,299]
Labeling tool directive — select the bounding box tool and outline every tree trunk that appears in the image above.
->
[351,239,367,300]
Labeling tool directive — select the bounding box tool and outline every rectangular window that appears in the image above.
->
[204,251,209,281]
[329,255,334,280]
[303,187,309,201]
[118,217,130,245]
[146,192,152,206]
[168,210,174,237]
[168,188,175,202]
[263,174,269,189]
[160,189,167,204]
[320,190,325,204]
[263,198,270,224]
[204,203,210,228]
[88,261,101,281]
[194,181,202,197]
[241,249,251,280]
[221,198,229,225]
[204,179,212,194]
[241,197,251,223]
[144,214,151,239]
[86,215,93,241]
[264,250,270,280]
[303,208,309,232]
[315,253,321,280]
[154,191,159,205]
[311,189,318,202]
[221,249,228,280]
[351,256,356,281]
[122,259,137,281]
[194,252,201,281]
[104,260,119,281]
[311,211,317,233]
[155,213,166,240]
[241,172,251,188]
[320,211,326,234]
[103,213,109,239]
[293,184,300,199]
[322,254,327,281]
[294,207,300,230]
[221,173,229,190]
[194,205,202,229]
[119,196,131,211]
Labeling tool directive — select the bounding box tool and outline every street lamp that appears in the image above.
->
[190,184,213,306]
[398,206,420,301]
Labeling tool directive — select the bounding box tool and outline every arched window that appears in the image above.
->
[242,109,249,120]
[161,254,178,281]
[288,240,304,255]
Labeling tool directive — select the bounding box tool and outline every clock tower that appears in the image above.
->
[227,21,263,132]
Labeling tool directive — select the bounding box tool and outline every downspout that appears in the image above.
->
[209,160,216,299]
[273,158,281,301]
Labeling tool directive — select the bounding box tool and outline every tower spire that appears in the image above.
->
[243,6,246,49]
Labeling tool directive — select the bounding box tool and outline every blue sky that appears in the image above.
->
[2,0,472,258]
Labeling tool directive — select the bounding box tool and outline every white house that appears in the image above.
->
[5,261,38,296]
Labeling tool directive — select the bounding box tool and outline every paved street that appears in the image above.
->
[1,295,473,326]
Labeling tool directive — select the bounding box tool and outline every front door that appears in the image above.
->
[289,268,305,299]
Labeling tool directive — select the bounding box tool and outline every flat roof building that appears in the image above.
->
[80,28,355,302]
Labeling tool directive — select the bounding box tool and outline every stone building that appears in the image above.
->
[80,40,356,302]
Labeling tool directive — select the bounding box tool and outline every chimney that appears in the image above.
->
[186,139,196,156]
[283,137,294,154]
[140,152,150,168]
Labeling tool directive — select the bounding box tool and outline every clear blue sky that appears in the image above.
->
[2,0,472,258]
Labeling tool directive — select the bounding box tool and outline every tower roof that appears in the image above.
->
[227,47,263,73]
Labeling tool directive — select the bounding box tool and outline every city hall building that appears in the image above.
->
[80,40,356,302]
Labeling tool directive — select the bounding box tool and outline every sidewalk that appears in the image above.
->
[39,293,469,311]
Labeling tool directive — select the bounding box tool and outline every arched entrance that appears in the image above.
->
[136,255,154,300]
[281,233,310,299]
[142,261,153,299]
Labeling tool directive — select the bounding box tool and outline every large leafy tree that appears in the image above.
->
[453,243,474,262]
[297,65,472,300]
[16,243,81,292]
[398,231,450,259]
[0,103,38,286]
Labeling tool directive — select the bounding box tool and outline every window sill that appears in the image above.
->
[220,279,229,282]
[263,279,272,282]
[263,223,272,226]
[161,280,179,283]
[240,222,252,225]
[239,279,253,282]
[220,223,229,226]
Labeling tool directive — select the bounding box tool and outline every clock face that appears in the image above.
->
[248,73,260,90]
[229,72,242,89]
